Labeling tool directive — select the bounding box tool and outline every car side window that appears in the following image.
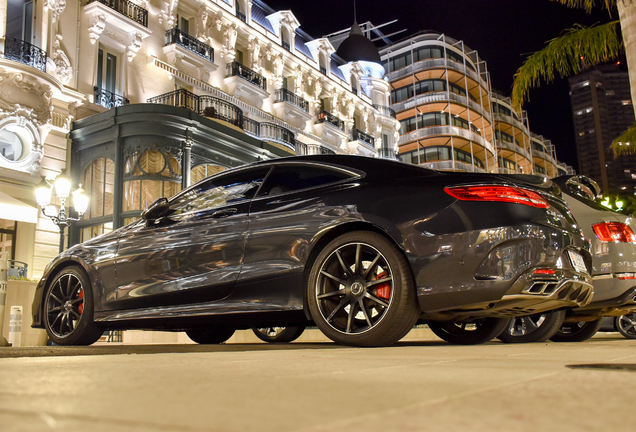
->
[169,167,270,216]
[257,164,358,197]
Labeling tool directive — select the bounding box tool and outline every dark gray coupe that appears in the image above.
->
[32,155,593,347]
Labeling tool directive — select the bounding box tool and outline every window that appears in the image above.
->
[534,164,546,174]
[82,158,115,219]
[97,46,118,94]
[256,164,358,197]
[169,167,270,216]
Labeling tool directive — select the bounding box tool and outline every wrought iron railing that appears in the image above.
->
[147,89,244,129]
[275,88,309,112]
[236,11,247,23]
[4,37,47,72]
[260,123,295,149]
[373,104,397,119]
[320,146,336,155]
[87,0,148,27]
[200,95,243,128]
[226,61,266,91]
[351,128,375,147]
[316,110,344,131]
[165,28,214,63]
[147,88,197,111]
[243,117,260,137]
[282,41,291,51]
[94,87,130,109]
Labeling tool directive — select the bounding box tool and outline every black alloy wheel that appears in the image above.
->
[497,310,566,343]
[186,327,235,344]
[43,266,103,346]
[549,318,603,342]
[307,231,420,347]
[252,326,306,343]
[428,318,511,345]
[615,313,636,339]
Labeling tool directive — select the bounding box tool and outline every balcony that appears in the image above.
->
[4,37,47,72]
[282,41,291,52]
[273,88,311,129]
[86,0,148,27]
[165,28,213,63]
[351,128,375,148]
[316,110,344,131]
[147,89,243,129]
[314,110,347,147]
[373,104,396,119]
[224,61,269,108]
[260,123,295,150]
[200,96,243,129]
[419,159,486,173]
[94,87,130,109]
[393,91,491,123]
[243,117,260,138]
[275,88,308,112]
[236,11,247,23]
[163,28,216,82]
[399,125,493,154]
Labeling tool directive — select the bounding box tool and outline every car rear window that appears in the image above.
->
[257,164,359,197]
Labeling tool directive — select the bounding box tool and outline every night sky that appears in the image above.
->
[262,0,615,171]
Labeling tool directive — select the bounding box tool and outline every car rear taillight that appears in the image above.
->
[444,186,550,208]
[592,222,636,243]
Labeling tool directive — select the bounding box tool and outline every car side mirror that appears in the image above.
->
[141,197,170,221]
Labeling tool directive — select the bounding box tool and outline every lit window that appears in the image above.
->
[623,100,632,105]
[606,90,615,96]
[579,132,585,136]
[582,81,589,87]
[585,107,593,113]
[576,110,583,116]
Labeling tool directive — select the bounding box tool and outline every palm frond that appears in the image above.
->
[551,0,616,13]
[511,21,621,111]
[612,122,636,156]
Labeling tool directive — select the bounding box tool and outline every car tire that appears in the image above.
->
[43,265,103,346]
[549,318,603,342]
[186,327,235,344]
[497,310,566,343]
[615,313,636,339]
[428,318,511,345]
[252,326,306,343]
[307,231,420,347]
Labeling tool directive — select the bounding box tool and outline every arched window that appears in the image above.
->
[122,148,182,224]
[80,157,115,241]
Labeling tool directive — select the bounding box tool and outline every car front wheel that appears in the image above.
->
[43,266,103,346]
[307,231,420,347]
[549,318,603,342]
[429,318,510,345]
[497,310,566,343]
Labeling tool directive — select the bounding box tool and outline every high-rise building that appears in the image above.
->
[569,64,636,196]
[379,32,571,178]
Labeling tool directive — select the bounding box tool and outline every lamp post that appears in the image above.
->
[35,170,89,254]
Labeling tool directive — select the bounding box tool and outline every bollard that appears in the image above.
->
[8,306,22,347]
[0,251,8,346]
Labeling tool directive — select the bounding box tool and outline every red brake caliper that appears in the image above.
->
[78,289,84,315]
[375,271,391,300]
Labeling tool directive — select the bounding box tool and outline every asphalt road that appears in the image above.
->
[1,330,635,432]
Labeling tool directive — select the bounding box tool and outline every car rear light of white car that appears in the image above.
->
[445,186,550,208]
[592,222,636,243]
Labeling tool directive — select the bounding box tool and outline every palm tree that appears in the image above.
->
[511,0,636,157]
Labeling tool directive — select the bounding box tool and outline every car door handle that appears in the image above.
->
[212,208,238,218]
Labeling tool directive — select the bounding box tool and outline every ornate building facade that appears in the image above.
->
[0,0,399,279]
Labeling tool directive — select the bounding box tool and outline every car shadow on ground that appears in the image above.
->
[0,340,452,358]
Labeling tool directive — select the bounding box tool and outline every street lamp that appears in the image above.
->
[35,170,89,253]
